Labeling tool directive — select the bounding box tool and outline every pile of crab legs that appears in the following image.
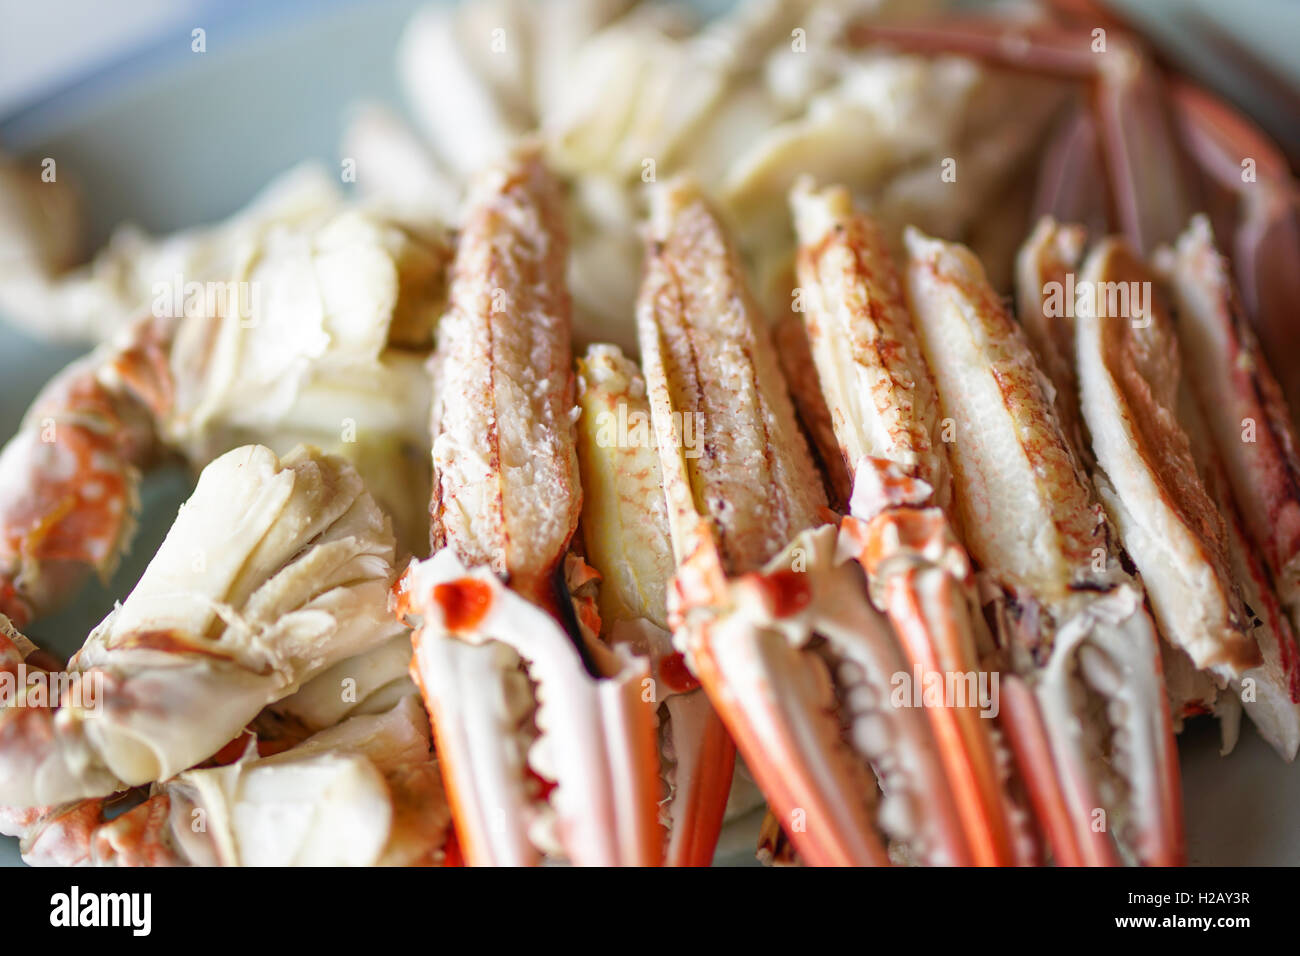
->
[392,132,1297,865]
[387,3,1300,865]
[1,2,1299,865]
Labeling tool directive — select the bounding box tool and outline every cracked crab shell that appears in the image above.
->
[0,443,405,807]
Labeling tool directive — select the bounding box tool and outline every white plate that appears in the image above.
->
[1,0,1296,867]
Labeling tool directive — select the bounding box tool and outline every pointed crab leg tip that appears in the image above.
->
[881,568,1018,866]
[411,629,541,868]
[417,151,676,867]
[999,675,1120,868]
[692,637,892,868]
[662,701,736,867]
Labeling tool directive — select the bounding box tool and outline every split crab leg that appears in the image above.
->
[1176,368,1300,758]
[395,147,662,867]
[1158,215,1300,756]
[1161,216,1300,634]
[1015,217,1295,755]
[788,181,1030,866]
[1014,217,1090,460]
[638,178,986,866]
[0,443,406,809]
[573,343,735,866]
[904,228,1183,866]
[1072,236,1259,681]
[1014,217,1221,733]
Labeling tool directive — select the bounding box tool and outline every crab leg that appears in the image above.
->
[638,178,988,866]
[1177,383,1300,758]
[1162,218,1300,625]
[637,180,827,581]
[1073,237,1258,679]
[1168,83,1300,420]
[398,148,661,866]
[637,178,850,864]
[0,315,172,629]
[1015,218,1090,458]
[789,181,1028,866]
[905,228,1183,865]
[1015,217,1221,733]
[1160,215,1300,756]
[574,343,735,866]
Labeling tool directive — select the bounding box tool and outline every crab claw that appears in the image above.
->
[791,182,1031,866]
[906,227,1184,865]
[636,178,996,866]
[397,556,662,867]
[688,527,966,866]
[411,148,663,866]
[843,503,1032,866]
